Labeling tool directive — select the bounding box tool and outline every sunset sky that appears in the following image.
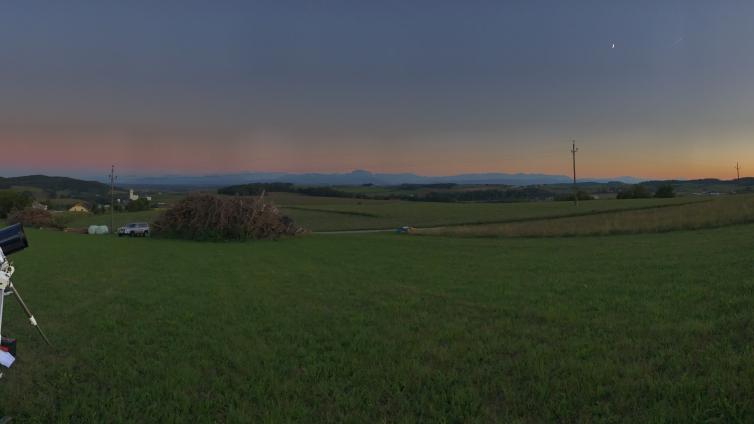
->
[2,1,754,180]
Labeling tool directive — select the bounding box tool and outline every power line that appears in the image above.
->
[108,165,117,233]
[571,140,578,206]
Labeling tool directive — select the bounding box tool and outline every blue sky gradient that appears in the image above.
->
[2,1,754,179]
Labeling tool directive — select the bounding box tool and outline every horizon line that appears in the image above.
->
[2,169,744,183]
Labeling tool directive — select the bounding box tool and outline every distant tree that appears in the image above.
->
[633,185,651,198]
[654,185,676,198]
[555,191,594,202]
[126,197,151,212]
[0,190,33,218]
[617,185,652,199]
[218,183,296,196]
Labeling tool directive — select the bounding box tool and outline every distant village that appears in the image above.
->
[33,189,156,214]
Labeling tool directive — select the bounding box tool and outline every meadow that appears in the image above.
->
[0,222,753,421]
[420,194,754,237]
[48,193,703,233]
[270,193,704,231]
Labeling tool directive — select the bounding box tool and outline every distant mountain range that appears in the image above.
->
[110,170,645,187]
[0,174,110,195]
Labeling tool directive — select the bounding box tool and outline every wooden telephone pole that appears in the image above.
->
[108,165,117,233]
[736,162,741,181]
[571,140,578,206]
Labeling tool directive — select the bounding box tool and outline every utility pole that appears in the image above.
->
[571,140,578,206]
[108,165,116,233]
[735,162,741,181]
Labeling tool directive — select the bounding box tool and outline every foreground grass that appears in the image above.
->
[420,194,754,237]
[0,227,753,421]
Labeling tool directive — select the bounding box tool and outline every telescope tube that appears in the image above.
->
[0,224,29,256]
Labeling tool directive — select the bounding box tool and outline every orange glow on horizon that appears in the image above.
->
[2,133,752,181]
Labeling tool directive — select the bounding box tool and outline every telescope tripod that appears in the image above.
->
[0,281,53,347]
[0,251,53,382]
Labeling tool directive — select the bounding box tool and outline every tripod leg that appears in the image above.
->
[8,283,52,347]
[0,287,5,340]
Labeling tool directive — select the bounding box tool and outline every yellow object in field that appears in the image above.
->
[68,203,89,213]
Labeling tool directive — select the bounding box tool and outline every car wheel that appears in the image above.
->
[143,231,149,237]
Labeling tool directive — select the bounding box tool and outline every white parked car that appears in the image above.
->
[118,222,150,237]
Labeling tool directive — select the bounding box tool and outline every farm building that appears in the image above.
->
[68,203,90,213]
[129,189,152,201]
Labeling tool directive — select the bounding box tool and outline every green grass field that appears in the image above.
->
[421,194,754,237]
[272,194,705,231]
[1,225,753,421]
[48,194,704,234]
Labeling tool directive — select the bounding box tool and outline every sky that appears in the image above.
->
[2,1,754,180]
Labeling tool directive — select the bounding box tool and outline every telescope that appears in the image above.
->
[0,224,49,423]
[0,224,52,362]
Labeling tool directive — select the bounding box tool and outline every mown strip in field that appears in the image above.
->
[284,199,709,232]
[418,195,754,237]
[409,198,714,229]
[282,205,379,218]
[279,195,711,231]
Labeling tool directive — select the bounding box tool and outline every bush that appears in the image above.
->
[6,208,61,229]
[152,194,305,241]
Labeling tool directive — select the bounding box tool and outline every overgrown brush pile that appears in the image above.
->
[152,194,304,240]
[7,208,61,229]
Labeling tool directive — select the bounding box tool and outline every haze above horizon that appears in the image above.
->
[2,1,753,180]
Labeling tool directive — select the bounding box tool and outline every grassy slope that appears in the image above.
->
[0,228,752,421]
[421,194,754,237]
[46,195,701,233]
[272,194,704,231]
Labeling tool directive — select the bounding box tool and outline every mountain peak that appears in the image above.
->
[349,170,373,176]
